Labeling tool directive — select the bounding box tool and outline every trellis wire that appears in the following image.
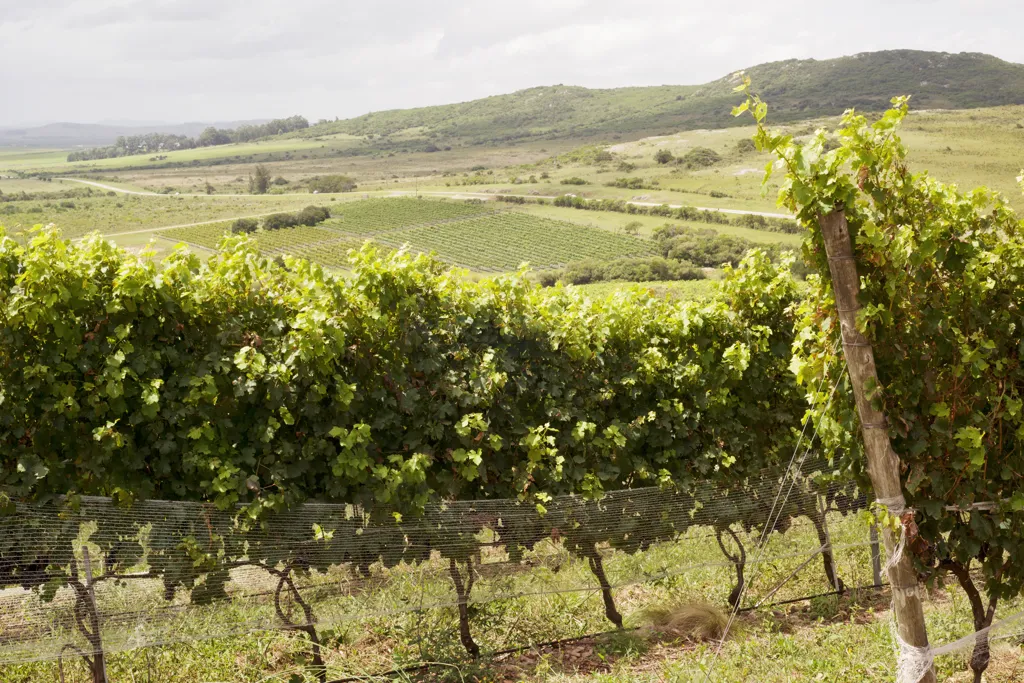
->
[1,453,869,675]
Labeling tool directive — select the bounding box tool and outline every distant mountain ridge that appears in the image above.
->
[284,50,1024,147]
[0,119,271,148]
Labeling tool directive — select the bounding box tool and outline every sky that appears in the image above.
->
[2,0,1023,127]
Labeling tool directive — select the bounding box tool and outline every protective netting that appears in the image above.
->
[1,459,872,670]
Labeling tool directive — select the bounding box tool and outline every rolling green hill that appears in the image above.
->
[289,50,1024,148]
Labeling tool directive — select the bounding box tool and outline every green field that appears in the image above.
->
[322,196,497,234]
[0,193,347,239]
[159,199,667,272]
[375,212,659,271]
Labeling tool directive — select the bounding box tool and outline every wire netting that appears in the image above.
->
[0,458,874,671]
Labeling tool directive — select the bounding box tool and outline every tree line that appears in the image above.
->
[66,116,309,162]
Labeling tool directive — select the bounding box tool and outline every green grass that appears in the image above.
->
[0,194,344,239]
[4,511,1019,683]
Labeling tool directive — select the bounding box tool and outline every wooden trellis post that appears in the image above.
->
[818,210,935,683]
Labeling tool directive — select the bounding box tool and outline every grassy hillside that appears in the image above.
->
[287,50,1024,149]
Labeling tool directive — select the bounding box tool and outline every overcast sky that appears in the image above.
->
[2,0,1022,127]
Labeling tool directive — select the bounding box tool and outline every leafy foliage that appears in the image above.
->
[679,147,722,169]
[0,230,836,666]
[552,194,802,234]
[736,78,1024,679]
[551,256,705,286]
[306,175,357,194]
[1,230,798,512]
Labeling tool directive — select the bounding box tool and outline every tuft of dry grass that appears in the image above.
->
[637,602,730,642]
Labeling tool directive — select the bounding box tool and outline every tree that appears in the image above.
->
[307,175,356,193]
[622,220,642,236]
[198,127,232,147]
[654,149,674,164]
[250,164,271,195]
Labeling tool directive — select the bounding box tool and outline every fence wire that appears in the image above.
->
[1,458,873,670]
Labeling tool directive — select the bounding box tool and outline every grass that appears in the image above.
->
[0,194,344,239]
[3,510,1020,683]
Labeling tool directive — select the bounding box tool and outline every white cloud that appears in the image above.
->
[1,0,1022,126]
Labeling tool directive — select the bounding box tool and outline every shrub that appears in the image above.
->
[497,195,527,204]
[653,224,761,268]
[272,176,289,186]
[735,138,757,154]
[560,177,587,185]
[606,177,654,190]
[679,147,722,169]
[654,149,674,164]
[262,212,300,231]
[232,218,259,234]
[560,256,704,285]
[296,205,331,225]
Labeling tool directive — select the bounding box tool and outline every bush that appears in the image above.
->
[307,175,357,193]
[735,138,757,154]
[496,195,527,204]
[232,218,259,234]
[296,205,331,225]
[262,212,299,231]
[680,147,722,169]
[272,176,289,186]
[653,224,760,268]
[654,149,674,165]
[606,177,655,190]
[560,256,705,285]
[560,177,587,185]
[262,205,331,231]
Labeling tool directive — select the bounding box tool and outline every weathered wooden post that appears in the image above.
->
[870,524,884,587]
[818,210,935,683]
[82,547,109,683]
